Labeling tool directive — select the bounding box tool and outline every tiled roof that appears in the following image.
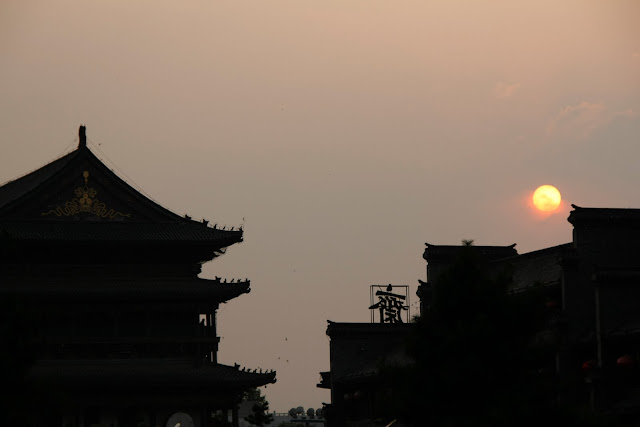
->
[0,277,250,301]
[0,221,242,244]
[503,243,572,292]
[29,359,276,390]
[0,150,78,211]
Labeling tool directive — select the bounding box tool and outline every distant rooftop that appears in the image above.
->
[423,242,518,262]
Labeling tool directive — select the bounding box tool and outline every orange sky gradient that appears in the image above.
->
[1,0,639,411]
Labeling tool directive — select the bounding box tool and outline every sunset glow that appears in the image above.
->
[1,0,638,412]
[533,185,562,212]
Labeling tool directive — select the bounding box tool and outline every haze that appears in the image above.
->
[1,0,639,411]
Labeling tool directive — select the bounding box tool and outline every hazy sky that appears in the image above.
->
[2,0,639,412]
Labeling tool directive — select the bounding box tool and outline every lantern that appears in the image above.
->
[617,354,635,368]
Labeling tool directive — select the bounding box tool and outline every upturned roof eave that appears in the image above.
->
[0,277,251,302]
[28,360,277,389]
[0,221,243,246]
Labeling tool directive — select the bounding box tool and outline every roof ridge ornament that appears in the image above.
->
[79,125,87,149]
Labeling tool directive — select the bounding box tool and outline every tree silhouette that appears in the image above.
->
[382,245,608,427]
[243,387,274,427]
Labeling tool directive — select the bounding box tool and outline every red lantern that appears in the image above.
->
[582,359,596,371]
[617,354,635,368]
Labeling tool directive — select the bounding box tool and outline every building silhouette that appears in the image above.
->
[318,322,411,426]
[321,205,640,425]
[0,126,275,427]
[418,205,640,420]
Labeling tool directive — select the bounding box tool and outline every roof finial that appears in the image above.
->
[79,125,87,148]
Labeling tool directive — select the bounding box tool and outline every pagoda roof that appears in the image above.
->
[0,127,242,247]
[0,277,250,302]
[29,359,276,391]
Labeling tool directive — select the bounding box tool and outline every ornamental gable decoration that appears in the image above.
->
[41,170,131,219]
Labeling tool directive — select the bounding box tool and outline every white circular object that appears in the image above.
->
[166,412,195,427]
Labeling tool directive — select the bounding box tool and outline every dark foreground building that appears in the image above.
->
[321,205,640,426]
[0,127,275,427]
[318,322,411,426]
[418,205,640,422]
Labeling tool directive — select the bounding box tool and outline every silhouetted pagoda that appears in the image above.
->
[0,126,275,427]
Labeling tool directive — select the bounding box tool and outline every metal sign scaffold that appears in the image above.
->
[369,284,410,323]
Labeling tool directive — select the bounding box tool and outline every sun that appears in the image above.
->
[532,185,562,212]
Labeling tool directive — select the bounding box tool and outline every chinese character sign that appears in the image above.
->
[369,284,409,323]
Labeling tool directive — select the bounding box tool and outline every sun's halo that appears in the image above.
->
[532,185,562,212]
